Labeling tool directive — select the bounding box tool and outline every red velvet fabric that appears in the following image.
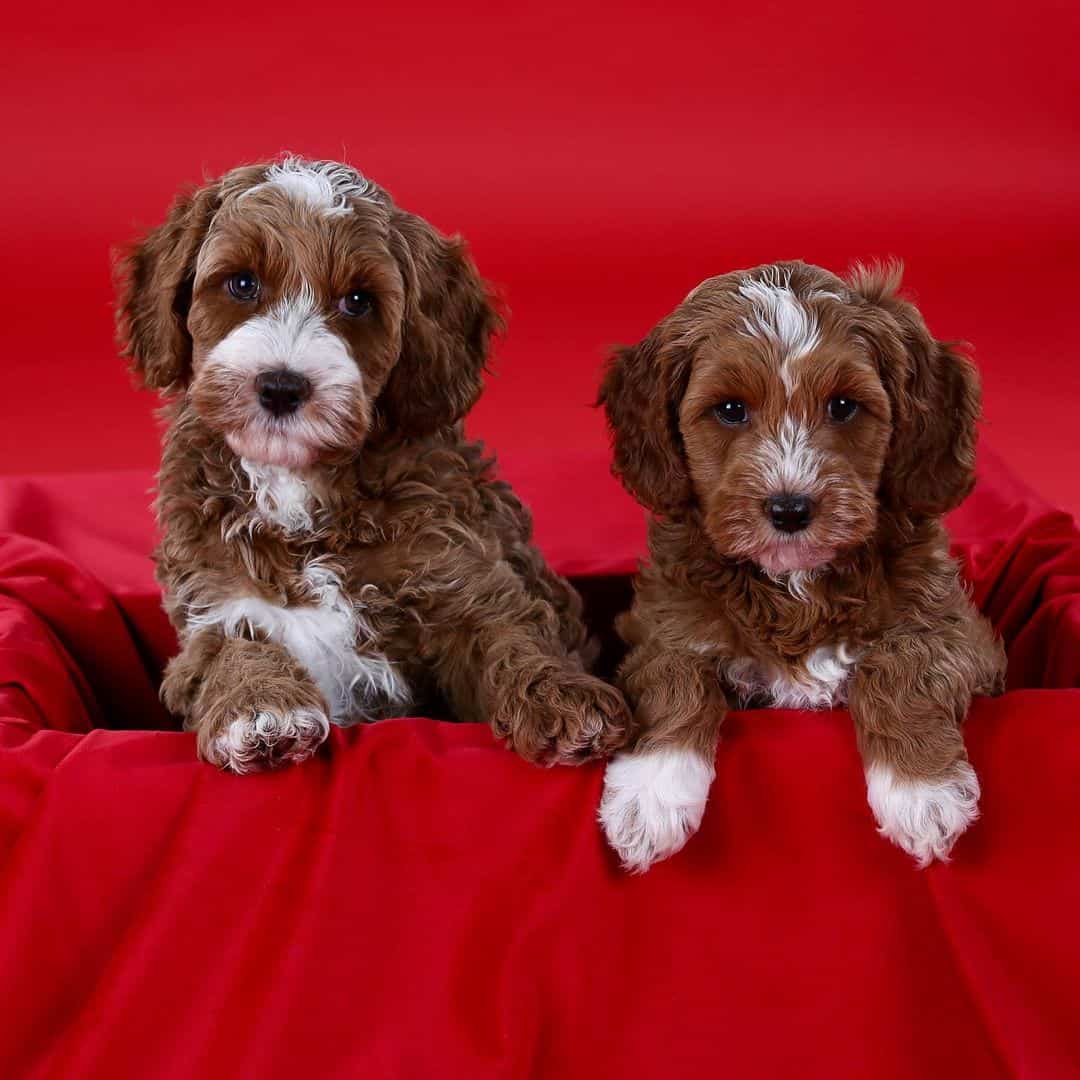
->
[1,697,1078,1079]
[1,450,1079,1078]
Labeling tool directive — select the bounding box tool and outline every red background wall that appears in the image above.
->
[3,0,1077,514]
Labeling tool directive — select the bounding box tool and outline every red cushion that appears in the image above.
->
[0,448,1079,1078]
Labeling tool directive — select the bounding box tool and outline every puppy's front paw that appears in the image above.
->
[492,669,630,765]
[599,747,714,872]
[201,706,330,774]
[865,760,980,867]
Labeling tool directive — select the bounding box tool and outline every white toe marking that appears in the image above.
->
[209,707,330,774]
[866,761,980,867]
[599,747,714,873]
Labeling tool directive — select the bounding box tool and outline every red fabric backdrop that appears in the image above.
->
[3,0,1079,515]
[3,3,1080,1077]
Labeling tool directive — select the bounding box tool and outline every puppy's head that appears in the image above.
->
[600,260,980,574]
[117,156,500,468]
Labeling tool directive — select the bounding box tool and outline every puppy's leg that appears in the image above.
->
[162,630,330,773]
[849,623,998,866]
[600,642,726,872]
[483,480,596,665]
[418,557,629,764]
[483,651,628,764]
[504,539,596,666]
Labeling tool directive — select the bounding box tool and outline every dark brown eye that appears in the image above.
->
[714,400,749,425]
[827,396,859,423]
[226,271,260,302]
[338,289,374,318]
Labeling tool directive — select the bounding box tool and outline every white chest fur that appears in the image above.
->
[186,563,410,725]
[240,459,315,533]
[723,643,858,709]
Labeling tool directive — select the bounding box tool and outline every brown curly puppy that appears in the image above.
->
[117,156,628,772]
[597,261,1005,871]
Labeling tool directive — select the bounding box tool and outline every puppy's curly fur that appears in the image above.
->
[597,261,1005,871]
[117,156,628,771]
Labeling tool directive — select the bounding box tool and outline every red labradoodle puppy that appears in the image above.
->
[598,261,1005,871]
[117,155,628,772]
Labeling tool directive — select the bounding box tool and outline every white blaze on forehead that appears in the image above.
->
[253,156,376,218]
[738,268,822,393]
[754,415,823,495]
[206,287,360,389]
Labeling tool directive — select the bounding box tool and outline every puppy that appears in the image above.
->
[597,261,1005,871]
[117,156,628,772]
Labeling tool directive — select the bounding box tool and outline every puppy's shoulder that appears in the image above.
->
[355,431,530,539]
[360,432,489,496]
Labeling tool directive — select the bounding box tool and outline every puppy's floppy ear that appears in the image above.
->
[598,320,694,515]
[116,182,222,393]
[849,261,981,516]
[380,209,502,437]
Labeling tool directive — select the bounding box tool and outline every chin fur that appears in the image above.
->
[226,429,322,469]
[752,539,837,574]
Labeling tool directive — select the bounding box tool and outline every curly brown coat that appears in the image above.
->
[116,157,628,771]
[597,261,1005,872]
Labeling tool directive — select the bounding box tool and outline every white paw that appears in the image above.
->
[207,707,330,774]
[599,747,714,873]
[866,760,980,867]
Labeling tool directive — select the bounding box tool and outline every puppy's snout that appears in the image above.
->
[766,494,814,534]
[255,370,311,417]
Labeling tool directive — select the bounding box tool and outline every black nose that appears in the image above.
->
[766,494,814,533]
[255,370,311,417]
